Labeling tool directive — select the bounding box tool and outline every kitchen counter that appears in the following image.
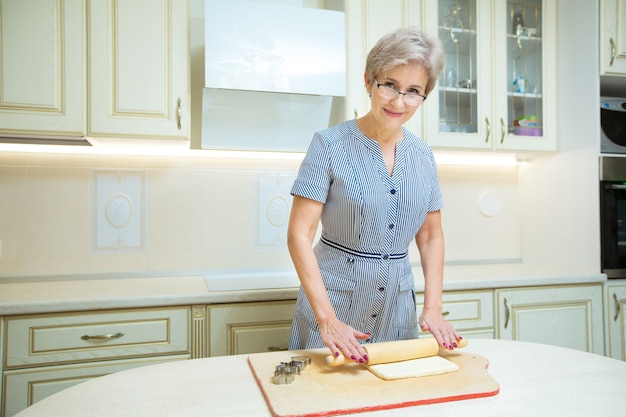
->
[13,338,626,417]
[0,263,606,315]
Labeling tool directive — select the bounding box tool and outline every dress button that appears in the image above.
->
[382,255,389,260]
[388,224,394,229]
[371,314,378,318]
[378,287,385,292]
[390,189,396,195]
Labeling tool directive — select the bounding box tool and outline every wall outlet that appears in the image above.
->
[92,170,146,252]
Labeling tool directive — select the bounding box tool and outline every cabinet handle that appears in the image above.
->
[81,332,125,341]
[614,292,621,322]
[267,346,288,352]
[485,117,491,143]
[500,117,506,144]
[176,98,182,130]
[504,298,510,329]
[610,38,616,66]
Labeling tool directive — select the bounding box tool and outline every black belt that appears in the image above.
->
[320,236,408,260]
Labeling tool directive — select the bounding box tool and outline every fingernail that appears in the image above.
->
[334,351,340,357]
[442,343,448,349]
[459,336,463,340]
[453,343,458,348]
[350,355,356,360]
[358,358,364,363]
[365,332,372,335]
[363,354,369,361]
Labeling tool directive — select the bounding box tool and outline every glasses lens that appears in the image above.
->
[378,84,397,100]
[403,94,422,106]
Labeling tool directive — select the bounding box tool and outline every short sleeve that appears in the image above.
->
[425,147,444,212]
[290,132,331,204]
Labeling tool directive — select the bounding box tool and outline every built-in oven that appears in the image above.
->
[601,97,626,154]
[600,156,626,278]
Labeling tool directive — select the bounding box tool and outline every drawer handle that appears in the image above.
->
[614,292,621,322]
[504,298,511,329]
[81,332,125,341]
[267,346,288,352]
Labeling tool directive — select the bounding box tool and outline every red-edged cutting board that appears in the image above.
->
[248,347,499,417]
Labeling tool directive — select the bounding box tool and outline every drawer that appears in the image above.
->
[3,354,190,417]
[4,306,190,368]
[209,301,295,356]
[416,290,494,334]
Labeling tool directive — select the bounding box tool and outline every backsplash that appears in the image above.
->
[0,151,519,279]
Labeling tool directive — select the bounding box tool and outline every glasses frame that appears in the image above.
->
[374,79,427,104]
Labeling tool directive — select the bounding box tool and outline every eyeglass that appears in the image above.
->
[375,79,427,105]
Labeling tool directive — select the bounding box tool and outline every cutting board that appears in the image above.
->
[248,347,499,417]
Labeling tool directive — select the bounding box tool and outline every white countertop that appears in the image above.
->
[0,263,607,315]
[13,338,626,417]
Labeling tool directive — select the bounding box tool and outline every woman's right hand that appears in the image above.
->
[319,317,371,364]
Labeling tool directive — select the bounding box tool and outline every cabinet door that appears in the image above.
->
[600,0,626,76]
[87,0,190,144]
[423,0,493,149]
[3,355,189,417]
[0,0,84,139]
[493,0,556,151]
[495,285,604,355]
[209,301,295,356]
[605,283,626,360]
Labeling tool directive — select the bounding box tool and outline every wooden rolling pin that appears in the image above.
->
[325,337,467,367]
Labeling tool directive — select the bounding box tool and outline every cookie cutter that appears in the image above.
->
[273,355,312,385]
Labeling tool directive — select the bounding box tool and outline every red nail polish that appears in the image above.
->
[350,355,356,360]
[443,343,448,349]
[358,358,364,363]
[453,343,458,348]
[334,351,340,357]
[363,354,369,361]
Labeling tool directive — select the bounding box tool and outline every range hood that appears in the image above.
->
[202,0,346,152]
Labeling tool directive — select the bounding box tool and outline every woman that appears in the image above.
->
[287,26,461,364]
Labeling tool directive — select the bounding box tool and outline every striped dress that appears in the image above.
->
[289,119,444,349]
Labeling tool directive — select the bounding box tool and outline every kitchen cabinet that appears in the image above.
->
[345,0,423,136]
[0,0,84,140]
[2,306,191,417]
[604,280,626,361]
[416,289,494,339]
[208,301,295,356]
[422,0,556,152]
[495,284,604,355]
[600,0,626,76]
[0,0,190,146]
[87,0,190,145]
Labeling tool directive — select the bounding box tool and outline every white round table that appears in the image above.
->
[14,339,626,417]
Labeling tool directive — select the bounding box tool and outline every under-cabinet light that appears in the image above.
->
[433,151,519,167]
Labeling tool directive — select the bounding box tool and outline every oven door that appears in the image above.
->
[601,180,626,278]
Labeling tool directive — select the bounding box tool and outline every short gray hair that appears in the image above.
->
[365,26,444,96]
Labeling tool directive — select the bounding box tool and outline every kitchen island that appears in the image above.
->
[13,338,626,417]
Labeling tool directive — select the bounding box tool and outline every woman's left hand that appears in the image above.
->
[418,308,462,350]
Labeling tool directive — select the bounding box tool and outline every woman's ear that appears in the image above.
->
[364,73,372,97]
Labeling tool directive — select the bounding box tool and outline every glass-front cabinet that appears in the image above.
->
[423,0,556,152]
